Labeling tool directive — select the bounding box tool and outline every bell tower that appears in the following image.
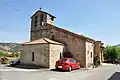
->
[30,8,56,41]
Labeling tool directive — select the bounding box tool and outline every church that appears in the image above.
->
[20,9,104,69]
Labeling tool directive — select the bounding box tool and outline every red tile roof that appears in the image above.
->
[21,38,63,45]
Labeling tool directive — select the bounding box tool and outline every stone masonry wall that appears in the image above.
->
[31,24,86,67]
[94,41,104,64]
[20,44,49,68]
[85,42,94,68]
[49,44,64,69]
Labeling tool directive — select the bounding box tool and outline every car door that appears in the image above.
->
[69,59,77,69]
[72,59,78,69]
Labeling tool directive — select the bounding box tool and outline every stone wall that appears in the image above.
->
[20,44,49,68]
[49,44,64,69]
[94,41,104,64]
[85,42,94,68]
[31,24,86,67]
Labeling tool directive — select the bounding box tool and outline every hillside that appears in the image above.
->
[0,42,21,53]
[115,44,120,47]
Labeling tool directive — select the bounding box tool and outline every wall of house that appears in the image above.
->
[31,24,86,67]
[85,42,94,68]
[20,44,49,68]
[94,41,104,64]
[49,44,64,69]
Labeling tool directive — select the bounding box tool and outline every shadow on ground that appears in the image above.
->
[50,68,84,72]
[5,64,44,69]
[50,69,68,72]
[108,72,120,80]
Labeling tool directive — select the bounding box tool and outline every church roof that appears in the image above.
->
[31,10,56,18]
[21,38,63,45]
[47,24,96,43]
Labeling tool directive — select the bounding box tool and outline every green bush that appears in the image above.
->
[104,45,120,62]
[93,55,100,67]
[5,53,19,58]
[15,53,19,57]
[0,50,19,58]
[0,51,5,57]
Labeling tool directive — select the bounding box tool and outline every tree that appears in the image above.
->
[104,45,120,62]
[0,51,4,57]
[93,55,100,67]
[63,51,74,58]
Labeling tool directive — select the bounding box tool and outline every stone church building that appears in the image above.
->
[20,9,104,69]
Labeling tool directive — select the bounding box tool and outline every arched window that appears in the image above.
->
[40,14,44,25]
[34,16,38,26]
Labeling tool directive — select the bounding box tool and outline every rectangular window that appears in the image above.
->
[91,52,92,58]
[32,52,34,61]
[60,53,62,59]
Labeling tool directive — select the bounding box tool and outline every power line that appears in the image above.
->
[0,1,31,17]
[1,0,20,11]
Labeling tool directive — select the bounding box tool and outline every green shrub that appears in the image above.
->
[94,55,100,67]
[4,53,14,57]
[15,53,19,57]
[104,45,120,62]
[0,51,5,57]
[4,53,19,58]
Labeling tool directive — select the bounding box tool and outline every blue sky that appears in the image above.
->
[0,0,120,45]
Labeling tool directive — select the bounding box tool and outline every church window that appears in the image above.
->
[32,52,34,61]
[34,16,38,26]
[49,16,54,21]
[52,35,55,40]
[60,53,62,59]
[91,52,92,58]
[40,14,44,25]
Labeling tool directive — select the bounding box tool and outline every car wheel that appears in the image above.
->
[68,66,72,72]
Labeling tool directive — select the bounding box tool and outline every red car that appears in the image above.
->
[55,58,80,71]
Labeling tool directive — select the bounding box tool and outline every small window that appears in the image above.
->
[40,21,42,26]
[41,14,43,21]
[51,17,54,21]
[91,52,92,58]
[35,16,38,20]
[34,16,38,26]
[35,20,37,26]
[32,52,34,61]
[60,53,62,59]
[40,14,44,26]
[52,35,54,40]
